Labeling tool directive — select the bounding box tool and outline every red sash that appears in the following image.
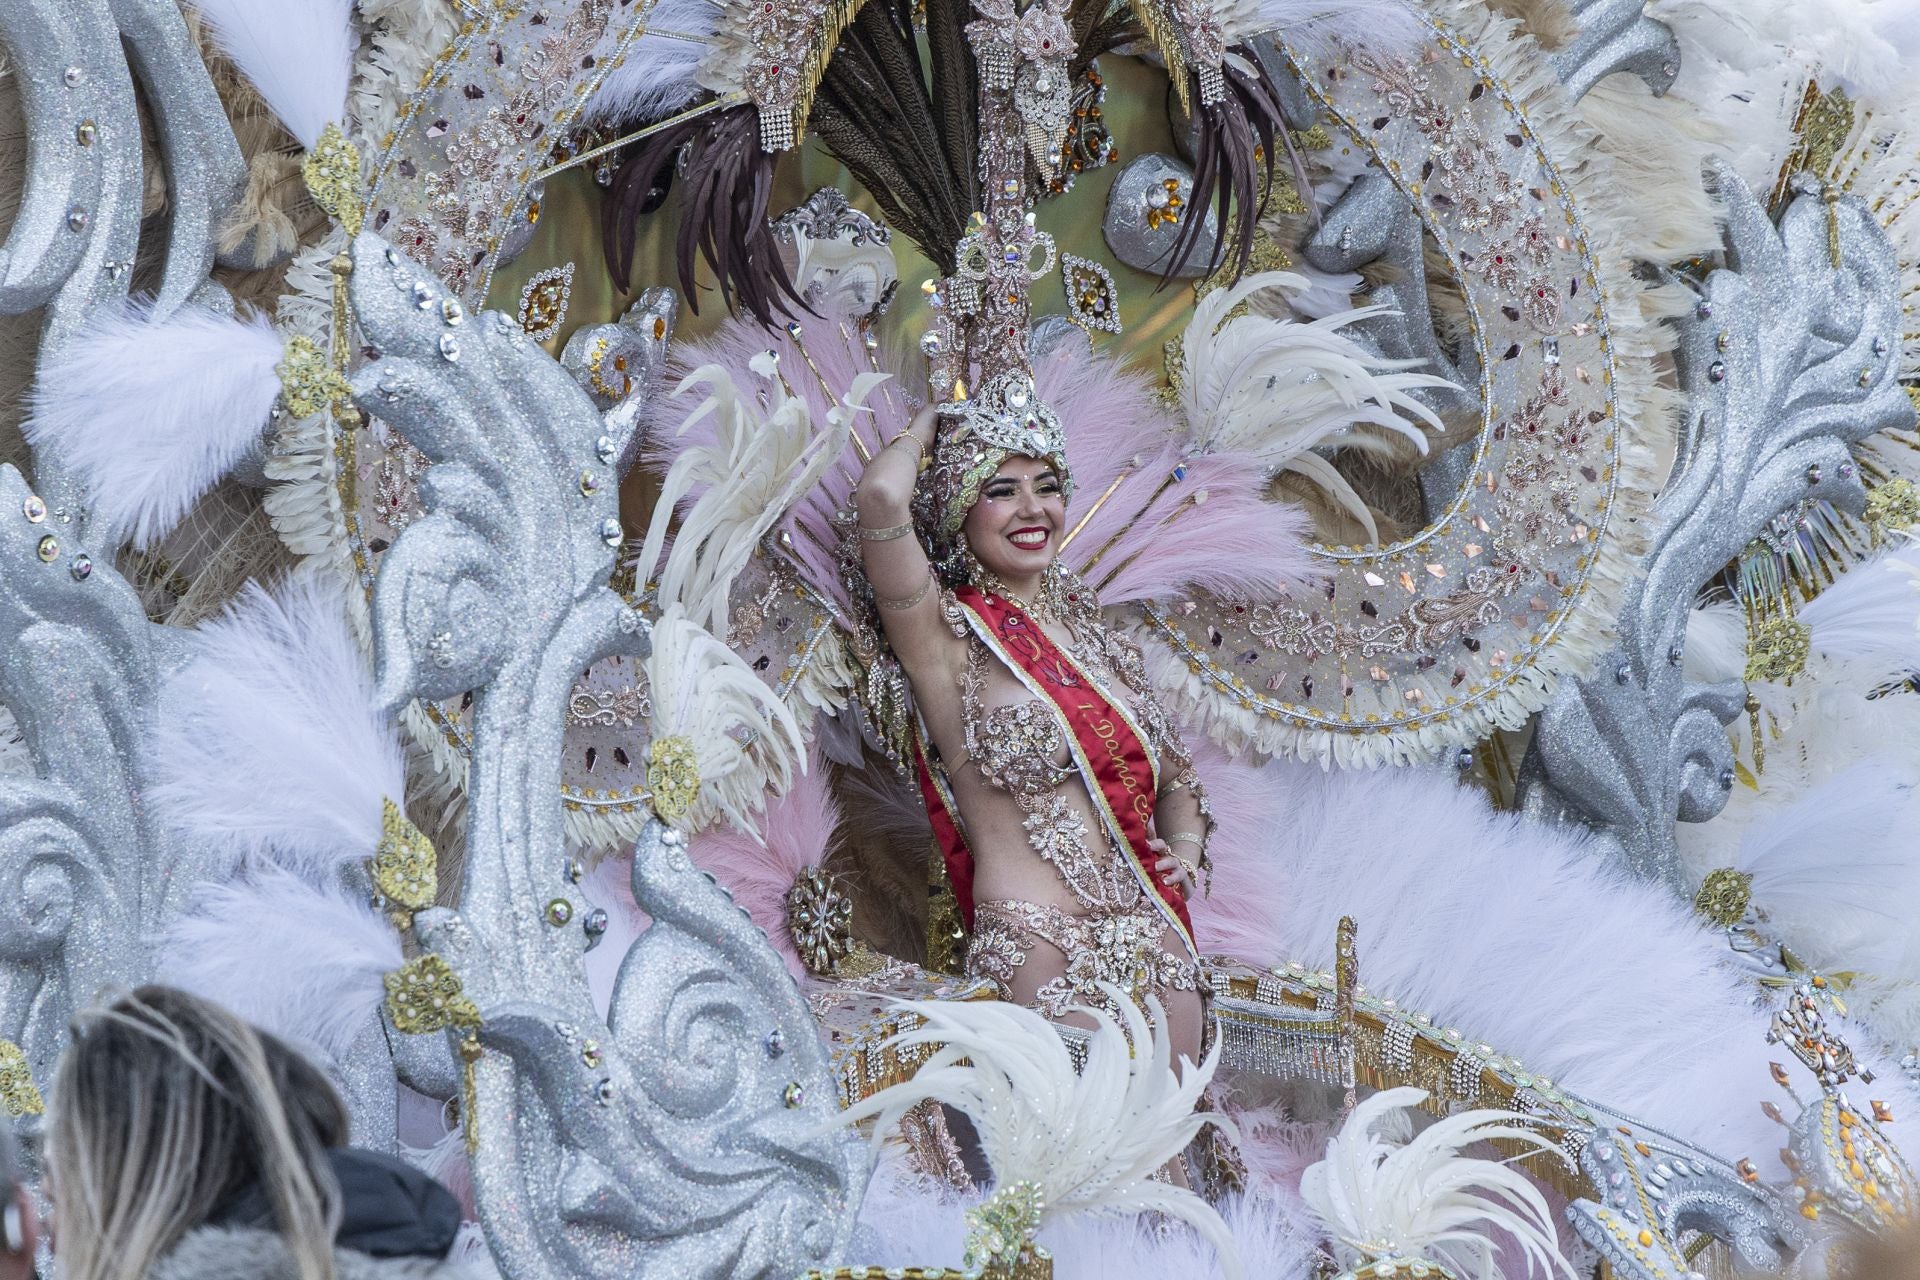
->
[912,587,1195,954]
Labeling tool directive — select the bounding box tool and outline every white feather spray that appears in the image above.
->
[22,300,286,550]
[582,0,721,125]
[643,604,805,835]
[188,0,354,149]
[1300,1087,1575,1280]
[159,864,402,1067]
[1176,272,1450,541]
[841,987,1243,1279]
[637,357,880,634]
[149,571,408,878]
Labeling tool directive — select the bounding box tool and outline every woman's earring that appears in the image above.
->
[4,1199,25,1252]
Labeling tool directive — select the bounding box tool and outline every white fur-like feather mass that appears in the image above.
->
[159,864,401,1066]
[644,604,805,835]
[1301,1088,1574,1280]
[22,300,284,550]
[1176,272,1449,541]
[149,572,407,878]
[189,0,353,149]
[1798,547,1920,676]
[842,988,1243,1279]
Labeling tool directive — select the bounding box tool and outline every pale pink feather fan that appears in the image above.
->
[642,304,1317,611]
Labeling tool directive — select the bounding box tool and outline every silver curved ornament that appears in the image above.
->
[349,232,862,1279]
[1516,167,1914,888]
[1570,1114,1804,1279]
[1552,0,1680,102]
[0,0,244,532]
[0,465,203,1115]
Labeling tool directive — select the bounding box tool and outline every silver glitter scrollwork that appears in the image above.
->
[1516,166,1915,887]
[349,232,862,1279]
[1549,0,1680,102]
[0,0,245,529]
[0,465,202,1120]
[1569,1114,1804,1280]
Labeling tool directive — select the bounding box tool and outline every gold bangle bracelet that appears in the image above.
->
[876,569,935,611]
[859,520,914,541]
[887,430,926,459]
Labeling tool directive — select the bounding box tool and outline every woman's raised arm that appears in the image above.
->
[855,403,955,679]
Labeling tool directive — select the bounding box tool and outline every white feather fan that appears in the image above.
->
[188,0,354,150]
[1300,1087,1575,1280]
[22,300,285,550]
[643,604,805,835]
[841,986,1243,1279]
[149,570,408,879]
[159,864,402,1067]
[636,358,881,634]
[1176,272,1451,541]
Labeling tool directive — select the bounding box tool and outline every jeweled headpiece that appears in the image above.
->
[924,369,1073,548]
[914,0,1079,555]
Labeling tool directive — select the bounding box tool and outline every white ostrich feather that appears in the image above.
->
[841,986,1242,1279]
[644,604,804,835]
[582,0,719,125]
[159,864,402,1067]
[22,300,284,550]
[638,360,877,634]
[149,571,407,879]
[1217,0,1427,54]
[1798,547,1920,676]
[1176,272,1449,540]
[1300,1087,1574,1280]
[187,0,354,149]
[1733,759,1920,975]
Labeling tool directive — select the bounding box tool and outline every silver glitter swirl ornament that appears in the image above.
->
[0,464,209,1119]
[1517,165,1916,888]
[0,0,244,533]
[1548,0,1680,102]
[349,233,861,1279]
[1568,1110,1804,1280]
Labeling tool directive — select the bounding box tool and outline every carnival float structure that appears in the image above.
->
[2,0,1920,1276]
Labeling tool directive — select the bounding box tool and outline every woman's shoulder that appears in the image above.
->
[149,1226,488,1280]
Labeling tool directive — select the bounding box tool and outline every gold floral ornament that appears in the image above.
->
[370,798,437,928]
[1867,477,1920,540]
[385,955,485,1152]
[786,866,856,976]
[966,1180,1051,1279]
[275,335,351,421]
[1694,867,1754,928]
[646,733,701,827]
[0,1040,43,1117]
[1745,611,1812,684]
[301,122,365,235]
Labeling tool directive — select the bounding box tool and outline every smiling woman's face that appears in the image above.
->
[962,454,1066,584]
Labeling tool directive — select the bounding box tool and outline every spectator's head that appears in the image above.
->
[47,986,349,1280]
[0,1112,34,1280]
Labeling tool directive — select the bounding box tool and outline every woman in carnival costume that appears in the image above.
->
[855,375,1214,1069]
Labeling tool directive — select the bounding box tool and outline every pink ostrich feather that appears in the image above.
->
[685,744,843,979]
[643,309,913,611]
[1037,344,1316,606]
